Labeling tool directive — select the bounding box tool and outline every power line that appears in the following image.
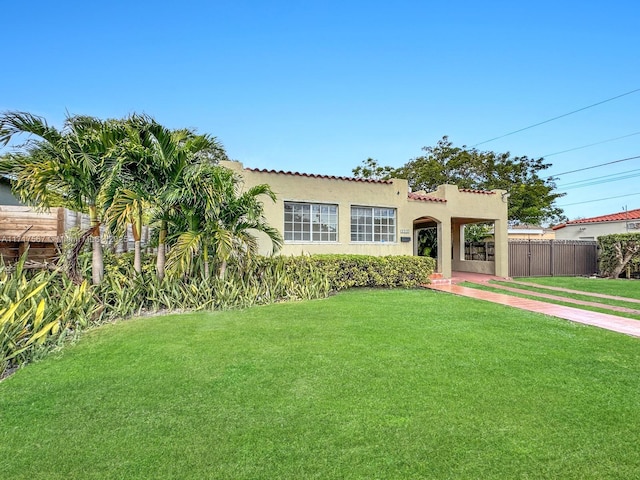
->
[540,131,640,157]
[559,170,640,190]
[557,192,640,207]
[558,167,640,187]
[551,155,640,177]
[471,87,640,147]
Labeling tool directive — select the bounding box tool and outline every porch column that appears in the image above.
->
[494,218,509,277]
[452,222,464,261]
[437,217,452,278]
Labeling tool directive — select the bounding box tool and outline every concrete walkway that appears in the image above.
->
[479,283,640,316]
[426,272,640,338]
[507,279,640,304]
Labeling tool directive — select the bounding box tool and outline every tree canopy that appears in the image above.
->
[352,137,566,225]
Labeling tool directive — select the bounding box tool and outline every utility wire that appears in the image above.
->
[560,171,640,190]
[540,131,640,157]
[558,192,640,207]
[557,167,640,187]
[471,88,640,147]
[551,155,640,177]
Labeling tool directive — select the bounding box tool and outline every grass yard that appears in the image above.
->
[2,289,640,479]
[515,276,640,300]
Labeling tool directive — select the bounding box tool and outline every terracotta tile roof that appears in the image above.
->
[552,208,640,230]
[245,168,393,184]
[407,192,447,203]
[459,188,496,195]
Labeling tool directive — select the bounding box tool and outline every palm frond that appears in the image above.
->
[166,230,204,276]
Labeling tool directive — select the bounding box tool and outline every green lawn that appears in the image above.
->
[515,276,640,300]
[2,289,640,479]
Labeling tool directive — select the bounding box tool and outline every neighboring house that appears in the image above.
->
[0,177,22,206]
[222,160,510,279]
[508,224,555,240]
[552,208,640,240]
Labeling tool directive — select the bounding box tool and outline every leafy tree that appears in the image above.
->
[351,157,394,180]
[464,223,493,242]
[353,136,565,225]
[0,112,121,284]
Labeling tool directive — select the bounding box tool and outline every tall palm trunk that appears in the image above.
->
[218,260,228,279]
[132,204,143,274]
[156,220,167,281]
[203,244,210,278]
[89,205,104,285]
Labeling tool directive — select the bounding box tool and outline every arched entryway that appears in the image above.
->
[414,216,441,271]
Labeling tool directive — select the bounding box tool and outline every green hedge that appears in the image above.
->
[597,233,640,278]
[258,254,436,291]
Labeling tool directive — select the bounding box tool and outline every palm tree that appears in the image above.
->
[126,116,228,280]
[101,118,155,275]
[0,112,120,284]
[167,165,282,278]
[100,115,228,278]
[210,171,283,278]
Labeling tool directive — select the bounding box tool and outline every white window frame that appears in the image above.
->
[350,206,396,243]
[284,201,338,242]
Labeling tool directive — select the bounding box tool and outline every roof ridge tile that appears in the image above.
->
[245,167,393,184]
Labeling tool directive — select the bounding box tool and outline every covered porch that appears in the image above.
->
[412,213,509,280]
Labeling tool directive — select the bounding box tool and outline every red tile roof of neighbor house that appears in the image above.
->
[245,168,394,184]
[407,192,447,203]
[552,208,640,230]
[459,189,496,195]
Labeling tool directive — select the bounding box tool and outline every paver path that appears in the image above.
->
[478,283,640,316]
[427,283,640,338]
[507,280,640,304]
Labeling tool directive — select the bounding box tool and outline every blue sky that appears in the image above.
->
[2,0,639,222]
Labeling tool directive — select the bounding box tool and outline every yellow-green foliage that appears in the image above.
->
[0,256,99,377]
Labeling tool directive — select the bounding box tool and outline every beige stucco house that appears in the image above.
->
[222,160,510,279]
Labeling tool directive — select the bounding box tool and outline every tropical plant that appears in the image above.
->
[0,252,99,377]
[0,112,122,284]
[167,164,282,278]
[108,116,229,280]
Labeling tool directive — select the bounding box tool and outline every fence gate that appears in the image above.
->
[508,240,597,277]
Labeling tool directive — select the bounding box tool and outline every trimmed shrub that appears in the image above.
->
[259,254,436,291]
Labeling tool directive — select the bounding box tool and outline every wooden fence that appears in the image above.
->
[0,205,152,264]
[508,240,598,277]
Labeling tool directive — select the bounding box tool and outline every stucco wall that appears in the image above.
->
[0,181,23,206]
[554,221,634,240]
[222,161,509,278]
[452,258,495,275]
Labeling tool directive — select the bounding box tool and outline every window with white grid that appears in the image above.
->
[284,202,338,242]
[350,206,396,242]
